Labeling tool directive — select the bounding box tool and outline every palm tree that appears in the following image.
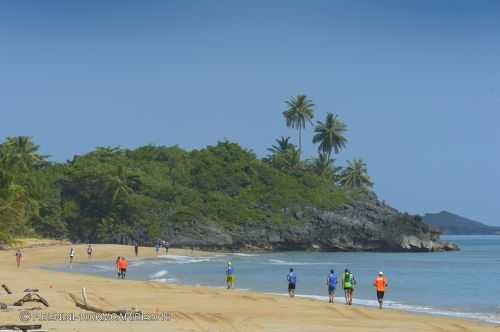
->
[267,136,293,155]
[265,137,301,170]
[312,113,347,161]
[339,159,373,190]
[283,95,315,157]
[4,136,44,171]
[309,153,342,179]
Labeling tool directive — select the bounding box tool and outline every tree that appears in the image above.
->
[312,113,347,161]
[265,137,301,170]
[308,153,342,181]
[283,95,315,157]
[267,136,294,155]
[339,159,373,190]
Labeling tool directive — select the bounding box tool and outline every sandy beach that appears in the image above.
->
[0,242,497,332]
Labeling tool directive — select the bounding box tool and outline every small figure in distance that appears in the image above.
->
[155,241,160,256]
[164,241,170,255]
[87,244,93,260]
[15,248,23,268]
[287,268,297,298]
[69,247,76,266]
[226,261,235,289]
[115,256,122,278]
[134,241,139,257]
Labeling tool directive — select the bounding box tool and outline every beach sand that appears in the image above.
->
[0,242,497,332]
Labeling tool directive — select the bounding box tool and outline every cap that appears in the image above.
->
[378,271,383,276]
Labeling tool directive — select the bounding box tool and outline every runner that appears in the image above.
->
[287,268,297,298]
[69,247,75,266]
[373,271,388,309]
[226,261,235,289]
[164,241,170,255]
[15,248,23,268]
[115,256,122,278]
[326,269,338,303]
[342,268,356,305]
[155,242,160,256]
[118,256,128,279]
[134,241,139,257]
[87,244,93,259]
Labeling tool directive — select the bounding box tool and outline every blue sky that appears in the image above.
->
[1,1,499,225]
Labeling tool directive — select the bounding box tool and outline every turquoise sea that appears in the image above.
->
[49,235,500,324]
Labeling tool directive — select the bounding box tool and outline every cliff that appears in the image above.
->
[164,194,458,252]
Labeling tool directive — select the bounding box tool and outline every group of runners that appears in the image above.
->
[286,267,388,309]
[154,240,170,256]
[225,263,388,309]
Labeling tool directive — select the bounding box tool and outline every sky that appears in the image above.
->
[1,0,499,225]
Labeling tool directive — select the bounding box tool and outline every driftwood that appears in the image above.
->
[12,294,49,307]
[1,284,12,294]
[0,325,42,331]
[23,289,39,293]
[68,291,140,315]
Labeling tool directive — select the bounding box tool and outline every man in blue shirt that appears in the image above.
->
[287,268,297,297]
[326,269,338,303]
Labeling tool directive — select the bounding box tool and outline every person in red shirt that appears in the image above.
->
[373,271,388,309]
[118,257,129,279]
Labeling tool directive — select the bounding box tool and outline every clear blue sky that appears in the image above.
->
[1,1,499,225]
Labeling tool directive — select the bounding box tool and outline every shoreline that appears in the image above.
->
[0,242,497,332]
[48,254,500,326]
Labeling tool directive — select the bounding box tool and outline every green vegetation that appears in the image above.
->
[0,95,375,245]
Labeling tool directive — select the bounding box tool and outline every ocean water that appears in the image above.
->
[48,235,500,324]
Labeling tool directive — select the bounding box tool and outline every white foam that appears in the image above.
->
[265,292,500,325]
[149,278,177,283]
[157,254,217,264]
[150,270,168,278]
[232,253,260,257]
[267,259,344,266]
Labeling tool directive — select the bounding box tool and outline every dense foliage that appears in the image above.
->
[0,95,375,244]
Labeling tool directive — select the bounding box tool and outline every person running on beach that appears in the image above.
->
[342,268,356,305]
[69,247,75,265]
[373,271,388,309]
[164,241,170,255]
[287,268,297,298]
[326,269,338,303]
[155,242,160,256]
[134,241,139,257]
[87,244,93,259]
[118,257,128,279]
[226,261,235,289]
[15,248,23,268]
[115,256,122,278]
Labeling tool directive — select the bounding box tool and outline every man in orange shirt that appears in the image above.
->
[118,257,129,279]
[373,271,388,309]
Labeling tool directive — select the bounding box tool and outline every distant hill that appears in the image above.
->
[423,211,500,235]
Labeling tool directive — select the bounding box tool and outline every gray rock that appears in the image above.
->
[156,195,459,252]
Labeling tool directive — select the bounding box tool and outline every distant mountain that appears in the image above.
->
[423,211,500,235]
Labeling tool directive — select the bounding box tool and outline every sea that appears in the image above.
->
[47,235,500,324]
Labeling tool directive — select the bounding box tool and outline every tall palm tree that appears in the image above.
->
[312,113,347,161]
[339,159,373,190]
[283,95,315,157]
